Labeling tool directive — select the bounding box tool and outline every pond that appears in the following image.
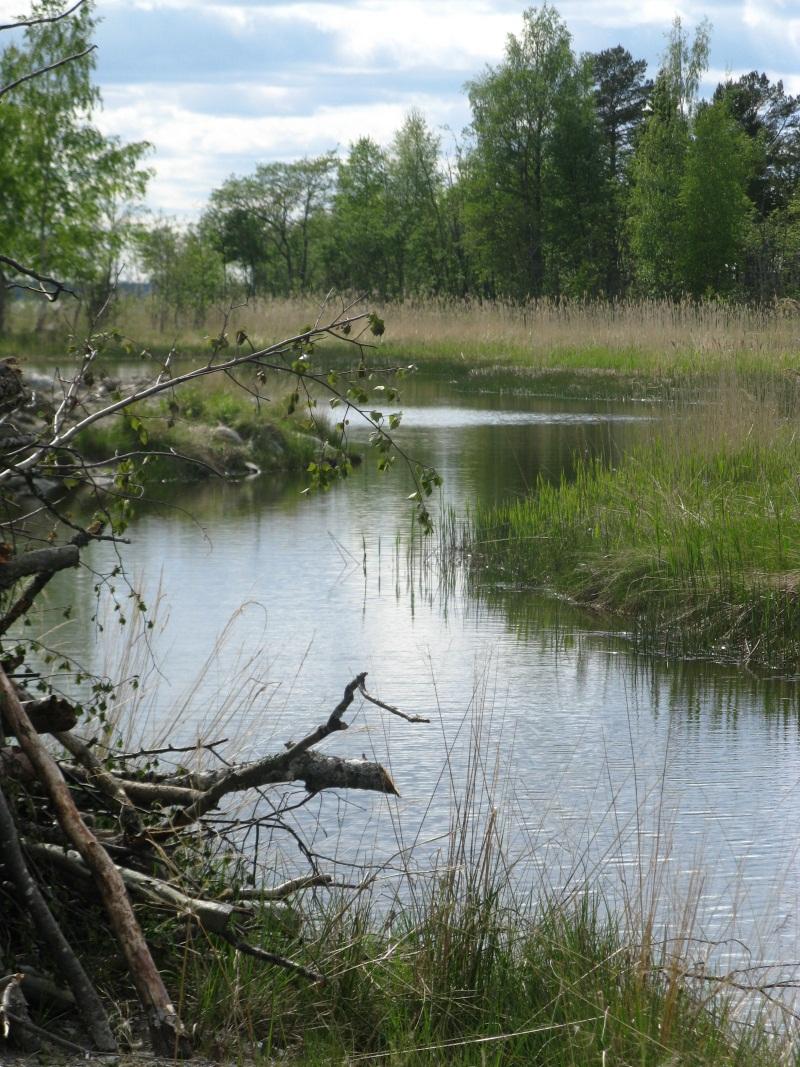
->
[40,373,800,981]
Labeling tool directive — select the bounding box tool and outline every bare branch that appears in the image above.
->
[0,254,76,301]
[0,0,87,32]
[358,679,431,723]
[0,45,96,101]
[0,314,369,484]
[55,730,145,839]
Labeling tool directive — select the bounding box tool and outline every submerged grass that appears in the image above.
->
[468,381,800,671]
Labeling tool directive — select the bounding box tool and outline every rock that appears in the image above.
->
[210,424,244,446]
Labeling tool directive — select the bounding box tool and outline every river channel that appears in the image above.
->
[41,374,800,982]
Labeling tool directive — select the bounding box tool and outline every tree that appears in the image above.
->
[136,220,230,329]
[389,110,449,295]
[326,137,400,298]
[660,14,711,121]
[207,154,336,296]
[590,46,652,183]
[714,72,800,218]
[589,45,652,295]
[0,0,150,325]
[464,4,576,298]
[627,18,710,297]
[679,100,753,296]
[545,56,610,296]
[628,76,689,297]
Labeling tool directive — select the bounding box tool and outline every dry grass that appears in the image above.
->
[10,295,800,381]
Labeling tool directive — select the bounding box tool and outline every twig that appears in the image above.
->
[2,1009,92,1055]
[0,255,75,298]
[358,678,431,723]
[217,930,325,984]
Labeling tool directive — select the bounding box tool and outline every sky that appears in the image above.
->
[3,0,800,218]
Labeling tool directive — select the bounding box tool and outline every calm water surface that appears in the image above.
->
[42,377,800,979]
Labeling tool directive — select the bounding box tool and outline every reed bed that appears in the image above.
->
[468,380,800,671]
[11,294,800,384]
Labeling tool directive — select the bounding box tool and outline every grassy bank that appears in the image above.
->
[74,377,353,483]
[468,385,800,671]
[175,875,784,1065]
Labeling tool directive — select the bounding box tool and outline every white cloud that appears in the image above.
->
[4,0,800,215]
[96,81,465,214]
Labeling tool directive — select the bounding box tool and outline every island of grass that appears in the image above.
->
[73,378,356,484]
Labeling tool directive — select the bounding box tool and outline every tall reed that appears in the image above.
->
[12,295,800,384]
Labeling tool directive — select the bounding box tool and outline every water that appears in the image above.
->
[38,376,800,983]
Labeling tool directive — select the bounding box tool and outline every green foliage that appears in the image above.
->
[679,100,754,295]
[464,4,576,298]
[324,136,400,297]
[0,0,151,323]
[135,222,230,328]
[203,153,336,295]
[628,77,690,296]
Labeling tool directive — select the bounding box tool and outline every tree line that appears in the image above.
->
[3,2,800,331]
[142,6,800,313]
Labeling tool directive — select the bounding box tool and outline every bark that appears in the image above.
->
[2,693,77,736]
[0,783,116,1051]
[0,667,190,1058]
[55,730,144,838]
[174,673,397,826]
[0,546,79,589]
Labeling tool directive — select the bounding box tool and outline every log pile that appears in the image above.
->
[0,668,427,1057]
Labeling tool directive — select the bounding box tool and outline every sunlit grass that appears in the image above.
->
[468,381,800,669]
[10,294,800,388]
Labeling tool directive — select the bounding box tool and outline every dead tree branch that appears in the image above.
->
[0,45,96,101]
[0,0,88,32]
[0,545,80,589]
